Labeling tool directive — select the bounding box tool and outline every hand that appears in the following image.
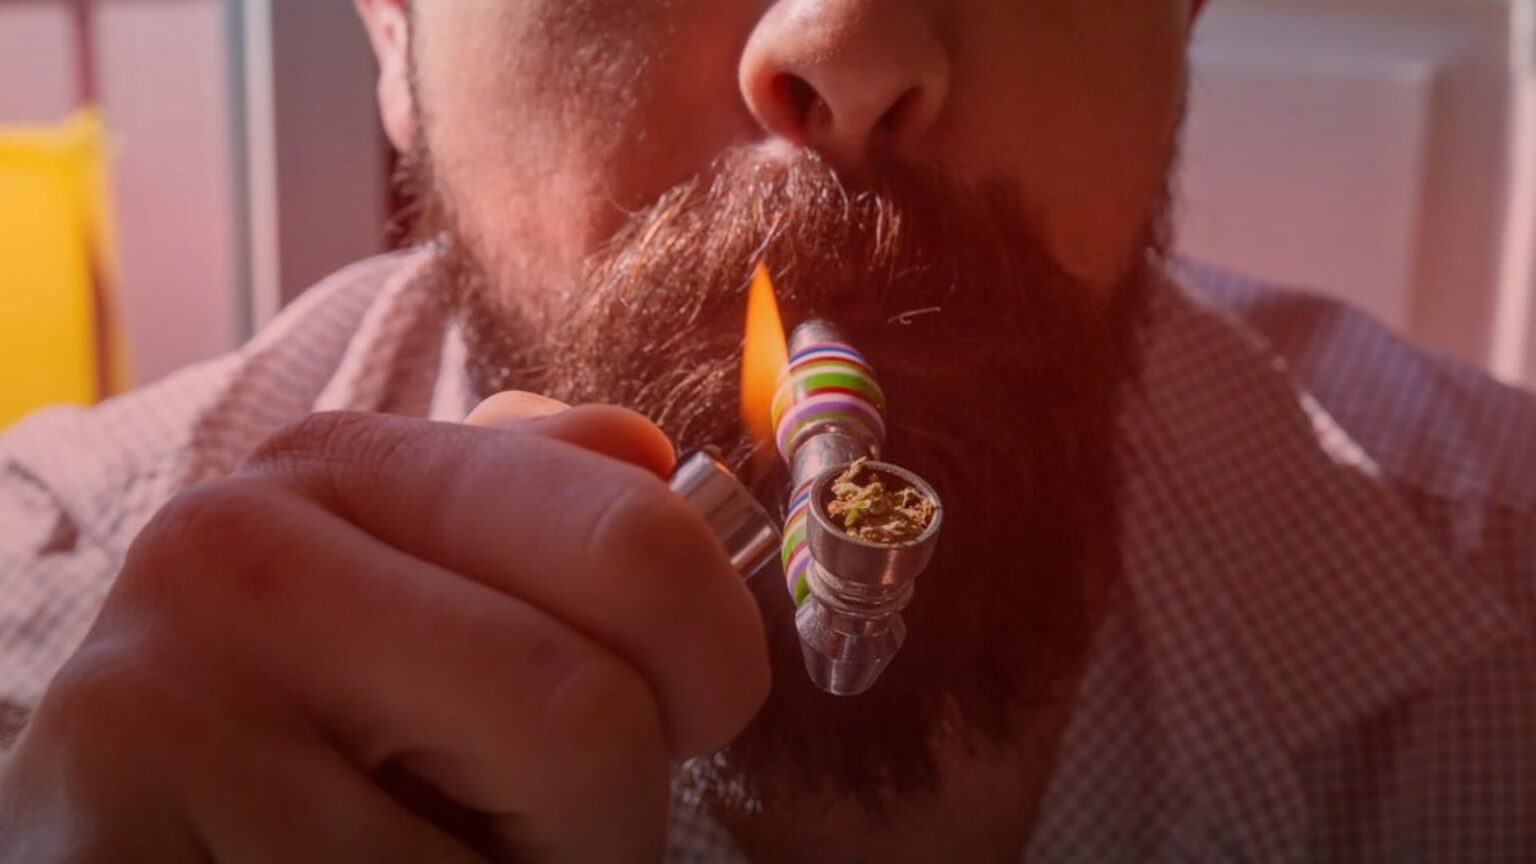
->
[0,394,769,863]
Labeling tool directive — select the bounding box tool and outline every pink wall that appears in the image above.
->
[97,0,241,385]
[270,0,388,306]
[1,0,241,388]
[0,2,76,122]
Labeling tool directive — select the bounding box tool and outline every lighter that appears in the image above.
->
[668,449,780,578]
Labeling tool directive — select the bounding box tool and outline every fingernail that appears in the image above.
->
[464,391,572,427]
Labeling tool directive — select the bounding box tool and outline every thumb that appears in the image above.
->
[465,392,677,479]
[464,391,571,425]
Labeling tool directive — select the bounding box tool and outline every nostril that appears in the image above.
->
[739,0,950,163]
[774,73,821,133]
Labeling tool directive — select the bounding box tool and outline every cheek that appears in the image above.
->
[414,1,757,294]
[942,3,1188,285]
[416,4,646,283]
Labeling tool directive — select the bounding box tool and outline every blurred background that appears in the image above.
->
[1,0,1533,427]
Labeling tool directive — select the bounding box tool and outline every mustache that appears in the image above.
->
[457,147,1142,475]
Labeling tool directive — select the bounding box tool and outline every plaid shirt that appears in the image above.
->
[1,250,1533,862]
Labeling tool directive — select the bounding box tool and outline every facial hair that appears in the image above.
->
[404,143,1161,816]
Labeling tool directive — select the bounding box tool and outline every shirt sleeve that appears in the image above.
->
[0,453,116,749]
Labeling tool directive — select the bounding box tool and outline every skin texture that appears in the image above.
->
[0,1,1200,862]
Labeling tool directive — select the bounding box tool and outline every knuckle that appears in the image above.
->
[243,411,412,483]
[242,411,465,516]
[33,640,192,777]
[245,411,364,467]
[539,652,664,763]
[585,471,718,584]
[15,644,225,859]
[577,470,767,750]
[128,479,261,572]
[122,477,297,608]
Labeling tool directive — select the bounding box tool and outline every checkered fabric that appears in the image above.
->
[1,251,1533,861]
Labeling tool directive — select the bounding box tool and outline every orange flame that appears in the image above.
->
[741,262,788,447]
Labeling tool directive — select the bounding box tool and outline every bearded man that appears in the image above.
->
[2,1,1534,861]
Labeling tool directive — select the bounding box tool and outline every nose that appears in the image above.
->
[740,0,951,168]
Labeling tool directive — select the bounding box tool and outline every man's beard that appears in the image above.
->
[405,145,1162,815]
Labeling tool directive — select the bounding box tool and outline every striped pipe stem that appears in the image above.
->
[770,322,887,603]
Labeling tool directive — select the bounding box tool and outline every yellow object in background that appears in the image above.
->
[0,110,124,428]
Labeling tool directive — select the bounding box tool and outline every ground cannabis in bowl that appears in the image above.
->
[824,459,936,544]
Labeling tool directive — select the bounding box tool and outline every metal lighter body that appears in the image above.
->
[668,450,780,579]
[773,319,944,696]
